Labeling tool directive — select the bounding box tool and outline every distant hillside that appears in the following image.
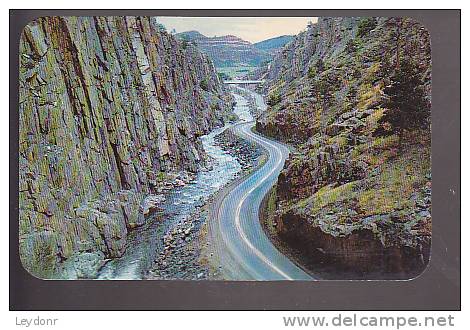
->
[253,35,294,54]
[176,31,271,67]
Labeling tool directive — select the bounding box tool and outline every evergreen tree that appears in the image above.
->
[379,59,430,147]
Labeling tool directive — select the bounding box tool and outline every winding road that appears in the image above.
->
[209,90,313,280]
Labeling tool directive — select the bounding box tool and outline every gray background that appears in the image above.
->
[9,9,460,310]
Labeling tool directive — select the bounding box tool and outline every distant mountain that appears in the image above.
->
[253,35,294,54]
[176,30,207,41]
[176,31,271,67]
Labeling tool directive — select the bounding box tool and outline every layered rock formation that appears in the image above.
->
[176,31,271,67]
[256,17,431,278]
[19,16,232,278]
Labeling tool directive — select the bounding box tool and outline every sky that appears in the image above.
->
[155,17,318,43]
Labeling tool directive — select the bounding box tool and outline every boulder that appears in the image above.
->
[140,194,166,217]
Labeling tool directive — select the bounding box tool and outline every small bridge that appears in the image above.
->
[223,80,264,85]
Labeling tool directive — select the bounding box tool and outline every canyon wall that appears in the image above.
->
[19,16,232,278]
[256,17,431,278]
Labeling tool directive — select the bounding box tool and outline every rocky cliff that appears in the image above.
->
[256,17,431,278]
[19,16,233,279]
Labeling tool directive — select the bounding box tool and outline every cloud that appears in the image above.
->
[155,17,318,43]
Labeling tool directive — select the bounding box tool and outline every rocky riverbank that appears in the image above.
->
[149,202,210,280]
[214,128,263,173]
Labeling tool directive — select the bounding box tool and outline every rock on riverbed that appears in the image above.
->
[214,128,262,173]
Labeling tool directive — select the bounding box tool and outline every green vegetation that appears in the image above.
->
[156,23,167,33]
[200,78,209,91]
[356,143,430,214]
[216,65,258,79]
[357,18,378,37]
[290,134,430,218]
[179,34,190,49]
[156,171,166,182]
[267,92,282,106]
[217,72,230,81]
[307,66,317,79]
[379,59,431,147]
[296,181,358,214]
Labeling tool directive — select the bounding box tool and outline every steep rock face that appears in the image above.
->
[19,16,232,278]
[279,210,430,279]
[256,17,431,278]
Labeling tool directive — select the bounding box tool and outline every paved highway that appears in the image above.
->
[209,119,313,280]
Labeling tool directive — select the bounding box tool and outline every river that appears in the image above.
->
[97,87,258,279]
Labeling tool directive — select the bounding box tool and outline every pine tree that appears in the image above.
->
[380,59,430,148]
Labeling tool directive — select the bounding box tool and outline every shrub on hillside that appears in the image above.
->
[377,59,430,145]
[357,18,378,37]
